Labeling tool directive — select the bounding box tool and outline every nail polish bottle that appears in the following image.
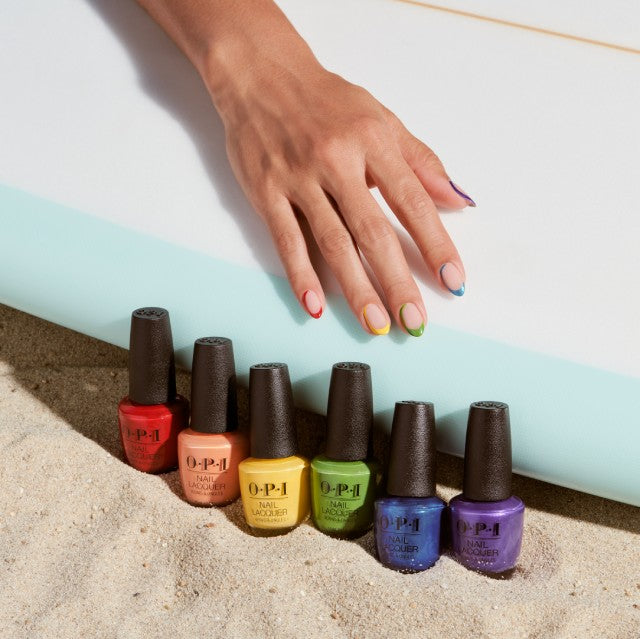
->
[374,401,445,572]
[310,362,381,538]
[449,401,525,575]
[238,363,310,535]
[118,307,189,473]
[178,338,249,506]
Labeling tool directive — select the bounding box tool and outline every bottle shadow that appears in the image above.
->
[3,304,640,536]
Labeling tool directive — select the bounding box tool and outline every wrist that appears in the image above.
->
[199,25,323,123]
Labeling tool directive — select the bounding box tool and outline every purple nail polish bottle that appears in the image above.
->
[449,401,524,575]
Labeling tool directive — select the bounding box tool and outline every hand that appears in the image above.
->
[138,0,474,336]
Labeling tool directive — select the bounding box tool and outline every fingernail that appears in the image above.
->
[449,181,476,207]
[302,290,323,319]
[440,263,465,296]
[399,303,425,337]
[362,304,390,335]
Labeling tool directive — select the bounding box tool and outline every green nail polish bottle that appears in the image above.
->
[310,362,381,538]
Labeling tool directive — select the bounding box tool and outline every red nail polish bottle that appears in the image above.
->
[118,307,189,473]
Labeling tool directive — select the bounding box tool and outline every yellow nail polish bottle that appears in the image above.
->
[238,363,310,535]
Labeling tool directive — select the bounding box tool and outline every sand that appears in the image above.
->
[0,303,639,639]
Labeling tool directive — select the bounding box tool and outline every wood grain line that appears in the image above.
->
[395,0,640,55]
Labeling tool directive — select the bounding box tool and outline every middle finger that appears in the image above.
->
[331,178,427,337]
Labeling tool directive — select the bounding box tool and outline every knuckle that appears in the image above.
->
[317,226,354,261]
[273,228,303,258]
[310,117,387,172]
[255,190,276,214]
[311,135,347,171]
[287,265,312,287]
[353,215,395,250]
[423,237,452,266]
[395,186,431,216]
[384,276,414,300]
[426,152,444,172]
[251,177,282,213]
[416,143,444,172]
[354,115,385,143]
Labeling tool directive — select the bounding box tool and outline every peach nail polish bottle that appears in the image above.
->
[178,338,248,506]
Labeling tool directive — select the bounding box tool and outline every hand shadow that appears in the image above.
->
[85,0,303,316]
[85,0,380,339]
[3,304,640,535]
[83,1,445,340]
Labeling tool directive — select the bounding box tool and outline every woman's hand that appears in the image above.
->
[139,0,475,336]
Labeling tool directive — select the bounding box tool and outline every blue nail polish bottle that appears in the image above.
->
[374,401,445,572]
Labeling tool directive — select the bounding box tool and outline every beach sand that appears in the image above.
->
[0,304,638,638]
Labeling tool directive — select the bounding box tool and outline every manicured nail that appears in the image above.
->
[362,304,390,335]
[399,303,425,337]
[440,263,465,296]
[449,181,476,207]
[302,290,323,318]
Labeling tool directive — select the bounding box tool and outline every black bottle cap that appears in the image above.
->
[190,337,237,434]
[128,307,176,405]
[325,362,372,461]
[249,363,297,459]
[463,401,512,501]
[387,401,436,497]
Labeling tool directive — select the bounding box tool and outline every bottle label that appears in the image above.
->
[450,506,524,573]
[118,401,187,473]
[319,479,365,524]
[240,461,310,530]
[376,515,422,557]
[122,426,168,464]
[182,455,230,498]
[312,470,377,535]
[246,482,290,525]
[455,519,502,559]
[186,455,228,472]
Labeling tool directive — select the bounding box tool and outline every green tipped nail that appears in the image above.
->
[400,304,425,337]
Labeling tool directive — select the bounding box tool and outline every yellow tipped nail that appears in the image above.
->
[369,322,390,335]
[363,304,390,335]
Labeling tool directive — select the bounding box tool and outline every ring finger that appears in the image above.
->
[296,185,394,335]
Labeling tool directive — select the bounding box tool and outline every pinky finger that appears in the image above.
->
[397,129,476,210]
[263,196,326,319]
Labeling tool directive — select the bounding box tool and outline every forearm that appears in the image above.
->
[136,0,321,116]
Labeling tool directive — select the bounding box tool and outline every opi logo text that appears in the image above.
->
[185,455,228,472]
[456,520,500,537]
[319,481,361,498]
[377,515,420,533]
[125,428,160,442]
[248,482,287,497]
